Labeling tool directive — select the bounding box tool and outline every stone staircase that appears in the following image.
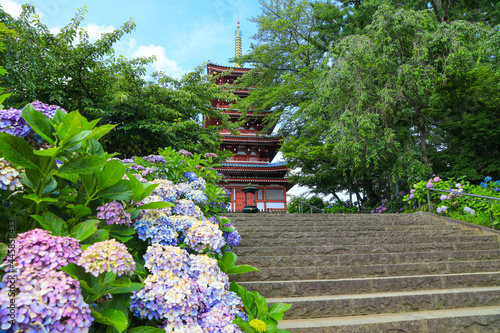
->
[228,212,500,332]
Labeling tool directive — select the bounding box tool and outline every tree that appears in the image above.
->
[0,4,237,157]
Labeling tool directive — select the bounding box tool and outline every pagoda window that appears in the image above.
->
[257,189,264,200]
[266,189,284,201]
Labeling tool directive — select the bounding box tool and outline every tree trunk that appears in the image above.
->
[362,178,379,206]
[417,109,431,168]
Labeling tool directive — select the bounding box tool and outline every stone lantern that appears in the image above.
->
[242,184,258,213]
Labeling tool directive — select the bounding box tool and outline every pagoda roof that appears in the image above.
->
[221,136,280,142]
[207,62,252,72]
[220,162,287,168]
[221,177,294,190]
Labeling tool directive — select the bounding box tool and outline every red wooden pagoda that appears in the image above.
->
[204,22,292,212]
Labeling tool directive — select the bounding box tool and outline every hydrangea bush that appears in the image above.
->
[404,176,500,227]
[0,103,291,332]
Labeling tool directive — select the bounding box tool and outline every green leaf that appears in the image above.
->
[127,327,165,333]
[80,173,97,195]
[0,243,7,263]
[269,303,292,321]
[59,263,93,293]
[87,138,105,157]
[103,272,117,285]
[33,147,60,157]
[43,177,57,195]
[91,309,128,332]
[226,264,260,275]
[97,160,126,189]
[230,282,257,320]
[21,104,55,145]
[98,179,133,201]
[52,108,65,125]
[31,212,68,236]
[232,317,258,333]
[252,291,269,318]
[89,124,115,141]
[0,133,39,170]
[135,201,174,211]
[58,172,79,183]
[58,155,106,174]
[127,172,145,203]
[67,204,91,218]
[222,251,237,269]
[58,111,86,142]
[70,219,98,241]
[63,130,92,149]
[23,194,58,204]
[87,229,110,244]
[220,226,235,232]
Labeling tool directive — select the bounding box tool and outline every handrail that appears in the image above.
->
[297,200,325,214]
[427,188,500,229]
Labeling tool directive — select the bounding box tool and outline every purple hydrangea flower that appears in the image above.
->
[440,194,448,201]
[97,201,132,226]
[426,183,433,189]
[204,153,218,158]
[143,155,166,164]
[8,229,81,273]
[0,268,93,332]
[178,149,193,157]
[433,177,441,182]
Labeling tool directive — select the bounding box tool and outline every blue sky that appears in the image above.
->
[0,0,262,78]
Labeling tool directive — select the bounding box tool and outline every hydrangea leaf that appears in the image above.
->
[58,155,106,174]
[97,159,126,189]
[226,264,260,275]
[98,179,133,201]
[127,327,165,333]
[134,201,174,211]
[91,309,128,333]
[0,243,7,263]
[70,219,98,241]
[21,104,55,145]
[232,317,258,333]
[0,133,39,170]
[31,211,68,236]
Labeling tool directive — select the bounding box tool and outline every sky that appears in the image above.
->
[0,0,321,200]
[0,0,262,78]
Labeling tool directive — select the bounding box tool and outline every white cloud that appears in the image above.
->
[82,23,115,42]
[0,0,22,18]
[129,39,184,79]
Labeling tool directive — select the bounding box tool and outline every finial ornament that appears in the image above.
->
[235,21,242,67]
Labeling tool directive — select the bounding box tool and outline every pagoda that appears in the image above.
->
[205,22,292,212]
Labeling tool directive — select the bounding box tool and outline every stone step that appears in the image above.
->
[231,259,500,282]
[236,249,500,268]
[278,306,500,332]
[236,224,464,232]
[234,242,500,257]
[267,286,500,319]
[238,272,500,298]
[238,229,479,240]
[227,213,424,222]
[238,234,498,247]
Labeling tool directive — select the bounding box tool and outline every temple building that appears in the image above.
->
[205,22,292,212]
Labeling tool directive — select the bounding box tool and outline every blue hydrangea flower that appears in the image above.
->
[485,176,493,183]
[183,171,198,182]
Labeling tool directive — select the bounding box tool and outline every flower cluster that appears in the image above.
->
[10,229,81,273]
[178,149,193,157]
[78,239,136,277]
[151,179,181,202]
[97,201,132,226]
[371,199,389,214]
[0,229,91,332]
[436,205,448,214]
[464,206,476,215]
[0,101,66,138]
[143,154,166,164]
[184,220,225,253]
[130,245,242,332]
[204,153,218,158]
[221,222,241,249]
[184,171,198,182]
[173,199,204,219]
[0,268,93,332]
[0,158,22,191]
[249,319,267,333]
[480,176,500,191]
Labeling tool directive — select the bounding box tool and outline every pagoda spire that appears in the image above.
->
[235,21,242,67]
